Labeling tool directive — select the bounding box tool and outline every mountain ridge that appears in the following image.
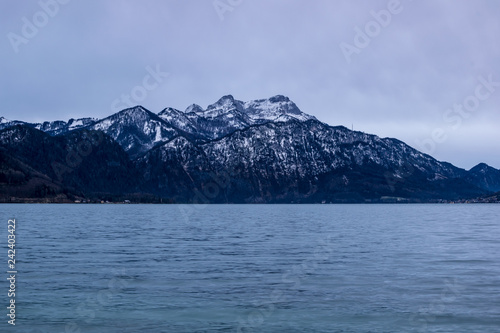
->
[1,95,499,202]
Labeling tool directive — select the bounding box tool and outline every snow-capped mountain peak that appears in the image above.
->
[153,95,318,141]
[203,95,244,119]
[243,95,316,122]
[184,104,204,114]
[89,105,179,158]
[209,94,237,107]
[66,117,97,130]
[158,107,198,134]
[158,107,184,119]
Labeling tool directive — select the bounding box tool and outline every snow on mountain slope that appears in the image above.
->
[0,117,28,131]
[89,106,179,158]
[1,95,319,144]
[0,117,97,135]
[244,95,316,122]
[158,107,199,135]
[157,95,318,141]
[197,120,464,180]
[34,117,97,135]
[137,117,481,202]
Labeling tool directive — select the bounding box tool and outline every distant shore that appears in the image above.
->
[1,196,499,204]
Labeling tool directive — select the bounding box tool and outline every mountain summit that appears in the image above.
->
[155,95,316,141]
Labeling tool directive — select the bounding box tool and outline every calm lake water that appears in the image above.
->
[1,204,499,332]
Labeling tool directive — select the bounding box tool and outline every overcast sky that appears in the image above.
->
[1,0,499,169]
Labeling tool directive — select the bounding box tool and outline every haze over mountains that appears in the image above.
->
[1,95,499,203]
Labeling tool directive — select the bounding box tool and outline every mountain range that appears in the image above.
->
[1,95,499,203]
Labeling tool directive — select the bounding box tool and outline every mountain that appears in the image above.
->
[87,106,181,158]
[0,125,142,202]
[157,95,316,141]
[0,117,25,129]
[136,118,486,202]
[1,95,499,203]
[0,116,97,135]
[34,117,97,135]
[158,107,200,135]
[465,163,500,192]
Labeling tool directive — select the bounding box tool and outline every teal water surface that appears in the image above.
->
[1,204,499,332]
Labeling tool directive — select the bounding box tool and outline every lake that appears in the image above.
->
[1,204,499,332]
